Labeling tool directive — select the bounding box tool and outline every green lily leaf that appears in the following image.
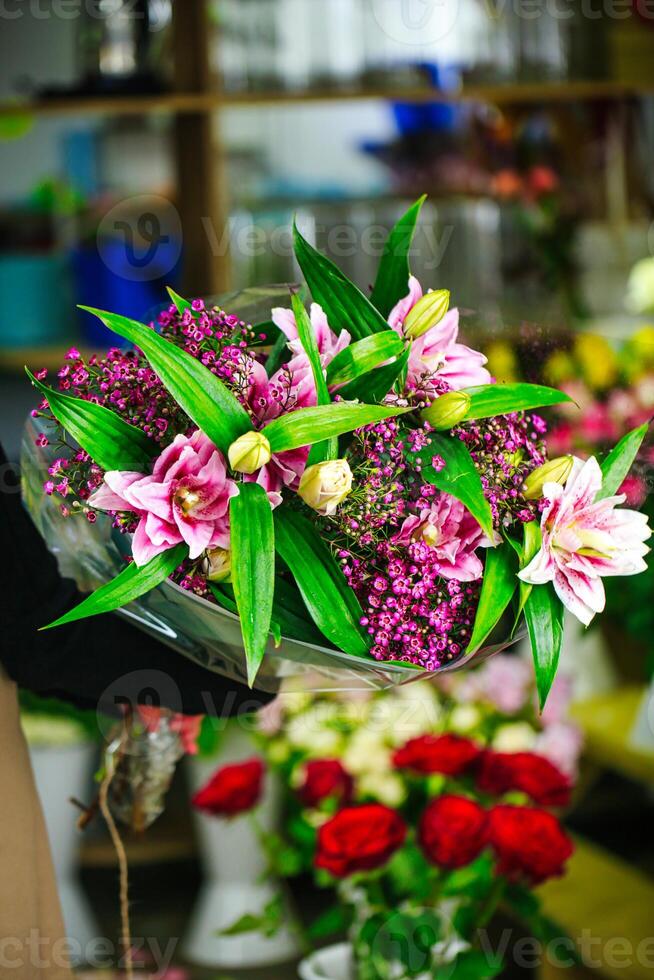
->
[370,196,426,318]
[466,545,517,653]
[293,223,388,340]
[337,345,410,404]
[80,307,252,454]
[597,422,649,499]
[166,286,193,315]
[524,582,565,709]
[326,331,404,388]
[513,520,542,632]
[41,543,188,630]
[229,483,275,687]
[410,434,495,541]
[27,368,155,472]
[261,402,409,454]
[290,292,336,464]
[461,383,573,421]
[274,508,370,657]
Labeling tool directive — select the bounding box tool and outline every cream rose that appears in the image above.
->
[298,459,353,516]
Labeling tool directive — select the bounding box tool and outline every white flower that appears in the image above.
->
[492,722,537,753]
[449,705,482,734]
[298,459,353,516]
[626,257,654,314]
[358,772,406,808]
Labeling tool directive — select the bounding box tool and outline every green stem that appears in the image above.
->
[477,876,507,932]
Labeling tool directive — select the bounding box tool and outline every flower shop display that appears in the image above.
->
[21,197,652,710]
[184,724,300,968]
[486,327,654,686]
[192,667,581,979]
[20,693,100,958]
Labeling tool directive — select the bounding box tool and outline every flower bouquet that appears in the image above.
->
[192,673,580,979]
[23,196,652,703]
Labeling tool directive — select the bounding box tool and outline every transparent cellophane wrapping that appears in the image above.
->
[20,285,516,694]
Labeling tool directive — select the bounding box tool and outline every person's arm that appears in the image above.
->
[0,445,274,716]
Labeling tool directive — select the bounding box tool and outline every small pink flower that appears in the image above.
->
[89,429,238,565]
[393,493,496,581]
[388,277,491,394]
[519,456,652,626]
[271,301,351,404]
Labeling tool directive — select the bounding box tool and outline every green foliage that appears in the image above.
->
[467,545,517,653]
[410,434,495,541]
[462,382,574,421]
[370,196,426,318]
[42,544,188,630]
[524,582,565,709]
[229,483,275,686]
[597,422,649,499]
[27,368,155,472]
[293,223,389,339]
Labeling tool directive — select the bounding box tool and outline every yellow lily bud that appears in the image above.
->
[204,547,232,583]
[228,431,272,474]
[523,455,574,500]
[404,289,450,339]
[421,391,471,430]
[298,459,353,516]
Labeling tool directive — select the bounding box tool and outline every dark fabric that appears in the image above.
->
[0,444,274,716]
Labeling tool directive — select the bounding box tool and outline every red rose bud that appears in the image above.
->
[487,804,574,884]
[393,734,482,777]
[299,759,354,808]
[477,752,572,807]
[315,804,407,878]
[419,795,488,869]
[191,758,264,818]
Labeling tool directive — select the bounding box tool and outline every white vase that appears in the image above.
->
[299,942,353,980]
[183,726,300,968]
[29,742,100,961]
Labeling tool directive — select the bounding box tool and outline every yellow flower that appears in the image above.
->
[543,350,575,386]
[485,340,518,383]
[573,334,617,391]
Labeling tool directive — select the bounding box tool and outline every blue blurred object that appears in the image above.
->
[61,130,101,199]
[0,252,74,348]
[391,62,464,135]
[71,238,183,346]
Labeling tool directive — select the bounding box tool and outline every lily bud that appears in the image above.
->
[203,547,232,583]
[523,455,574,500]
[421,391,471,430]
[228,431,271,474]
[298,459,353,516]
[404,289,450,339]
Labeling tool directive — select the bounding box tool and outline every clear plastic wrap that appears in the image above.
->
[21,416,518,694]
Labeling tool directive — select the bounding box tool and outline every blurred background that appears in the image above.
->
[2,1,654,978]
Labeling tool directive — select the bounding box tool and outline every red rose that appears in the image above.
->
[315,804,407,878]
[477,752,572,807]
[487,804,574,884]
[419,795,488,869]
[299,759,354,808]
[393,734,482,777]
[192,758,264,818]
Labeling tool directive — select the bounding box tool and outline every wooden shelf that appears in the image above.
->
[1,79,653,119]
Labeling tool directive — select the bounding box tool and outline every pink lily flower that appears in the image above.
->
[88,430,238,566]
[388,277,491,394]
[393,493,497,581]
[519,456,651,626]
[271,302,351,405]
